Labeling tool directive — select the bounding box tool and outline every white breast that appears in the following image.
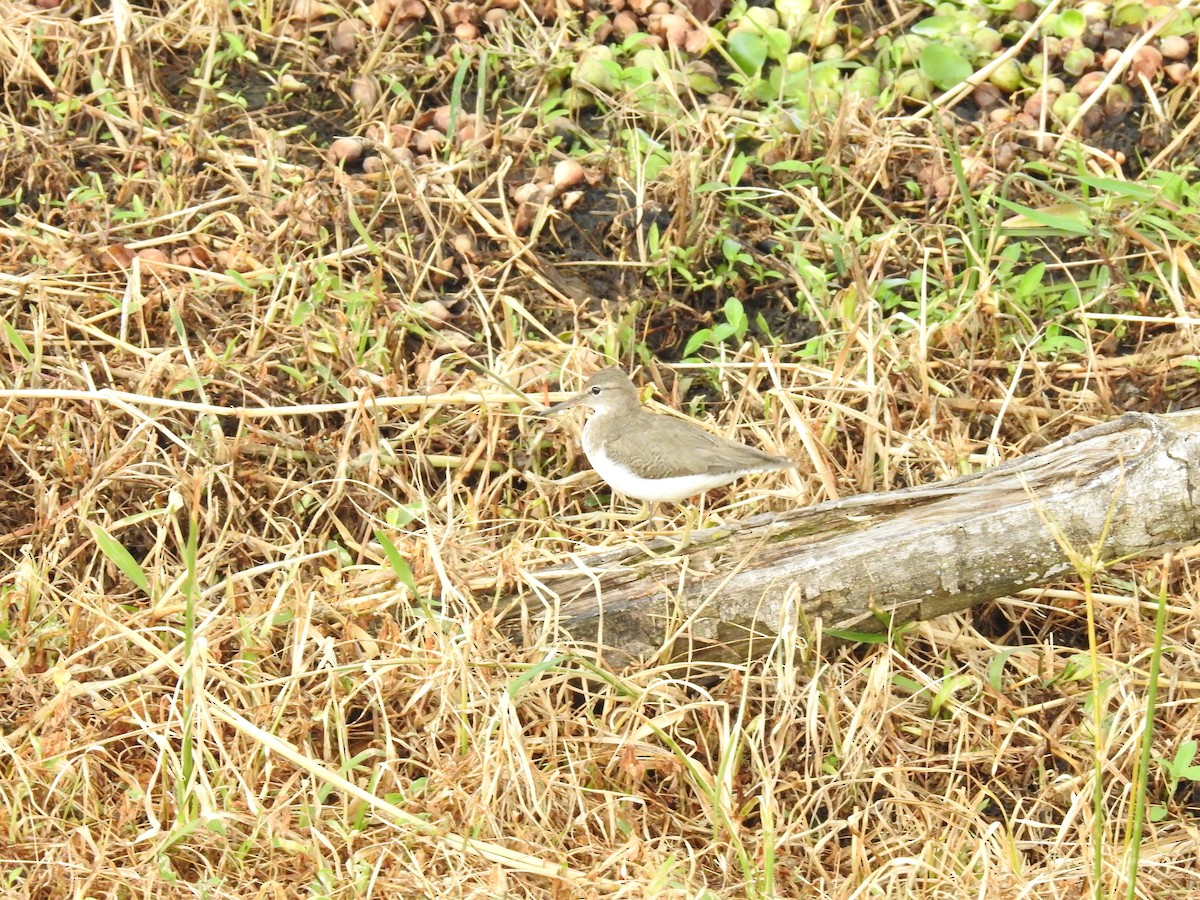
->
[586,441,749,503]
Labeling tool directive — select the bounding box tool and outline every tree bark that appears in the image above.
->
[514,411,1200,665]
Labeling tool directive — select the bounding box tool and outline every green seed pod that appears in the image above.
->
[573,56,620,93]
[1022,56,1049,83]
[810,60,841,89]
[893,69,933,100]
[972,27,1003,55]
[988,59,1024,92]
[846,64,882,98]
[775,107,808,134]
[1063,47,1096,76]
[800,16,838,47]
[812,84,842,109]
[634,84,677,120]
[1051,90,1082,120]
[891,34,928,66]
[632,48,666,71]
[561,86,593,111]
[742,6,780,32]
[775,0,813,33]
[785,50,811,72]
[683,61,720,95]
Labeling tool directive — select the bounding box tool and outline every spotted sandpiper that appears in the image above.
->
[539,368,795,520]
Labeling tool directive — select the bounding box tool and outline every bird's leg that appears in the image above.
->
[677,494,705,547]
[643,502,661,531]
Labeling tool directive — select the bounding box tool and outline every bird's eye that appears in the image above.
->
[590,386,601,395]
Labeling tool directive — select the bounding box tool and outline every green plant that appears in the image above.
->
[683,295,750,359]
[1153,741,1200,821]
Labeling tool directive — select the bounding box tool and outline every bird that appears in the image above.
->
[538,368,795,522]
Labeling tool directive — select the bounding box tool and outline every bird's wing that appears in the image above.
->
[600,411,791,478]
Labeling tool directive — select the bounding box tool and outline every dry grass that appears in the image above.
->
[3,0,1200,896]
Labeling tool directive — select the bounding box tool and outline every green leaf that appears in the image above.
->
[728,152,750,187]
[911,15,962,37]
[1173,740,1198,771]
[0,315,31,363]
[822,628,888,644]
[919,44,973,90]
[985,646,1026,691]
[384,502,423,528]
[724,297,748,336]
[90,524,150,594]
[375,529,417,594]
[721,237,750,265]
[891,674,925,695]
[993,196,1093,235]
[729,29,769,76]
[930,674,974,716]
[683,328,713,357]
[1015,263,1046,301]
[507,655,565,698]
[1075,174,1159,202]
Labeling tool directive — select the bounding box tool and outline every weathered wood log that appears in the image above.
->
[516,411,1200,664]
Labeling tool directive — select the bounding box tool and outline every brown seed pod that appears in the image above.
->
[685,26,714,56]
[1128,45,1163,82]
[552,158,585,192]
[1103,84,1133,118]
[328,137,366,165]
[612,10,638,36]
[589,15,613,43]
[350,75,381,108]
[369,0,400,28]
[1074,70,1106,97]
[1161,35,1189,61]
[136,248,171,270]
[667,17,692,48]
[291,0,335,21]
[445,2,473,25]
[971,82,1004,110]
[512,182,542,204]
[417,299,453,325]
[432,104,453,133]
[412,129,445,155]
[1165,62,1191,84]
[330,19,362,54]
[98,244,135,270]
[451,233,478,260]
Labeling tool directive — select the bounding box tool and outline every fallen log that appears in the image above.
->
[516,411,1200,664]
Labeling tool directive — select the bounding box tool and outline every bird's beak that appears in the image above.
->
[535,390,586,418]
